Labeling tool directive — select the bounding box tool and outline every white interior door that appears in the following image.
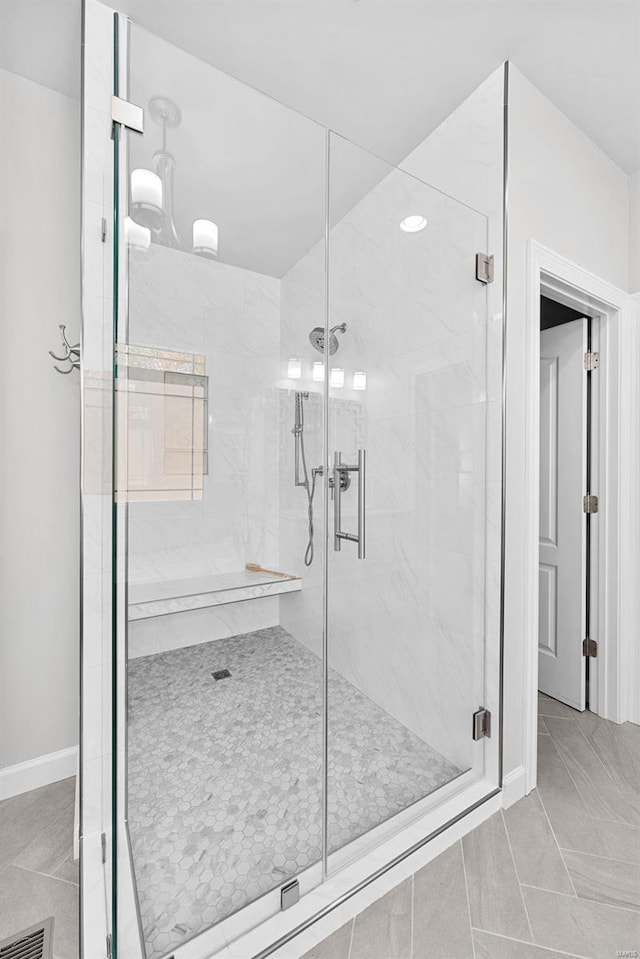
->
[538,318,588,710]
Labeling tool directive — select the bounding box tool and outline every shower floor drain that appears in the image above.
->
[212,669,231,680]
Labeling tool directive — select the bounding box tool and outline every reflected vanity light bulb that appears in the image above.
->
[193,219,219,258]
[124,216,150,252]
[399,214,428,233]
[312,361,325,382]
[130,169,163,229]
[287,357,302,379]
[353,371,367,390]
[330,368,344,388]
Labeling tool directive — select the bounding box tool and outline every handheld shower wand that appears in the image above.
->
[292,391,318,567]
[294,323,348,566]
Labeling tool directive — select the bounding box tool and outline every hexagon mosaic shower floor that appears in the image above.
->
[128,625,462,959]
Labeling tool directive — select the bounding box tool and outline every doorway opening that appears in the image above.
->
[524,240,638,797]
[538,295,599,713]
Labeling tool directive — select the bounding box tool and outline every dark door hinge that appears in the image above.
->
[583,638,598,657]
[472,707,491,740]
[475,253,494,284]
[100,831,107,864]
[583,494,599,513]
[106,933,112,958]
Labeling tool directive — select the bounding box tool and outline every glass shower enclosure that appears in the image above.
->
[90,8,504,959]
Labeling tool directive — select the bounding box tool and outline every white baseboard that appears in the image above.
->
[501,765,527,808]
[0,745,78,800]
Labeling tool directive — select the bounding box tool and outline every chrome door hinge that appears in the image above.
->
[101,217,107,243]
[100,831,107,864]
[281,879,300,910]
[472,707,492,740]
[584,351,600,371]
[583,638,598,657]
[475,253,494,284]
[106,934,112,959]
[111,95,144,134]
[583,494,599,513]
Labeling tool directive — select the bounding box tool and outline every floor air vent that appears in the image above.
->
[0,918,54,959]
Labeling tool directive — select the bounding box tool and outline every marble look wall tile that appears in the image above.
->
[82,666,104,762]
[83,105,113,206]
[154,244,239,307]
[81,295,108,373]
[279,95,500,782]
[278,277,489,760]
[127,617,159,659]
[80,755,104,843]
[129,290,206,354]
[125,240,281,649]
[486,313,504,403]
[83,0,113,115]
[82,200,106,299]
[129,577,299,621]
[140,597,280,656]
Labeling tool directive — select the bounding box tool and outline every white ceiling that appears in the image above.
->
[2,0,638,175]
[1,1,637,276]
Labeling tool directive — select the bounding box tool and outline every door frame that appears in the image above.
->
[523,240,640,793]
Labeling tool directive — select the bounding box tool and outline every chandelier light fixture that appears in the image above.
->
[129,97,219,258]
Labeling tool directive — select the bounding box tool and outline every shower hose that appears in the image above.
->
[298,427,317,567]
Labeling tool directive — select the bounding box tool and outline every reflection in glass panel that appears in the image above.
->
[116,17,495,959]
[325,132,489,859]
[121,22,326,958]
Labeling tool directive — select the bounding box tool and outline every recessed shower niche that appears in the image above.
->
[81,5,504,958]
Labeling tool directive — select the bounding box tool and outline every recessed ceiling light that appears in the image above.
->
[399,214,428,233]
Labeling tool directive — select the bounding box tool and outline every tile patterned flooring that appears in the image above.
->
[0,777,79,959]
[128,626,461,959]
[1,695,637,959]
[301,692,640,959]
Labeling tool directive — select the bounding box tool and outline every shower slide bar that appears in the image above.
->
[333,449,366,559]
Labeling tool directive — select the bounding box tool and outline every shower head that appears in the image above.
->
[308,323,347,355]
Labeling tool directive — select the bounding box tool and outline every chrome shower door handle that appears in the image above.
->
[357,448,366,559]
[333,448,366,559]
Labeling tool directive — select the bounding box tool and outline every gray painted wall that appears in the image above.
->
[0,67,81,768]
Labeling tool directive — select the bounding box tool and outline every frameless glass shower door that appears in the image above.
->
[109,12,501,959]
[115,19,328,959]
[325,134,491,862]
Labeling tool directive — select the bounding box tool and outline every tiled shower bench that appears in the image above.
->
[128,569,301,621]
